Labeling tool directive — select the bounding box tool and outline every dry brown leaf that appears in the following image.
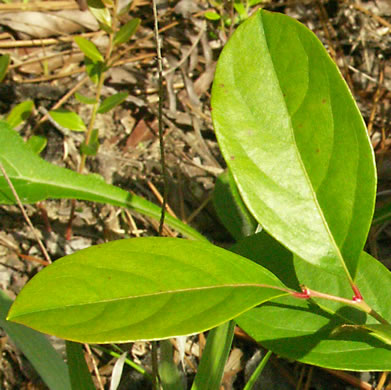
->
[0,10,98,38]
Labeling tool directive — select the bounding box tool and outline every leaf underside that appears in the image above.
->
[0,121,204,241]
[212,10,376,279]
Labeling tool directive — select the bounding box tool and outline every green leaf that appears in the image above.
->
[0,289,71,390]
[87,0,111,28]
[213,170,257,240]
[74,36,104,63]
[233,232,391,370]
[26,135,47,154]
[211,10,376,280]
[80,129,99,156]
[97,92,128,114]
[0,121,204,241]
[233,3,247,20]
[205,11,221,21]
[191,321,235,390]
[49,109,87,132]
[6,100,34,128]
[66,341,95,390]
[8,237,288,343]
[159,340,185,390]
[0,54,10,82]
[114,18,140,46]
[85,56,103,84]
[75,92,98,105]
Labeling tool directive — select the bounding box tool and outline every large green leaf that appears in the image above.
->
[0,289,71,390]
[0,121,204,241]
[211,10,376,280]
[233,233,391,370]
[8,238,287,343]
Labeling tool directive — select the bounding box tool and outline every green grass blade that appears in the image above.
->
[0,289,71,390]
[159,339,185,390]
[191,320,235,390]
[65,341,95,390]
[243,350,272,390]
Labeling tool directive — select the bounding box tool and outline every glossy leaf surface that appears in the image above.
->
[233,233,391,370]
[8,238,287,343]
[0,121,204,241]
[49,109,87,132]
[212,10,376,279]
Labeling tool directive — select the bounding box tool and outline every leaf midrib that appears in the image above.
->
[11,283,288,317]
[259,12,351,280]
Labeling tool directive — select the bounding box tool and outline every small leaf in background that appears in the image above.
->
[74,36,104,63]
[7,237,287,343]
[114,18,140,46]
[87,0,112,28]
[110,352,127,390]
[6,100,34,128]
[49,109,87,132]
[0,54,10,82]
[98,92,128,113]
[205,11,221,20]
[85,57,103,84]
[80,129,99,156]
[26,135,47,154]
[234,2,248,20]
[75,92,98,105]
